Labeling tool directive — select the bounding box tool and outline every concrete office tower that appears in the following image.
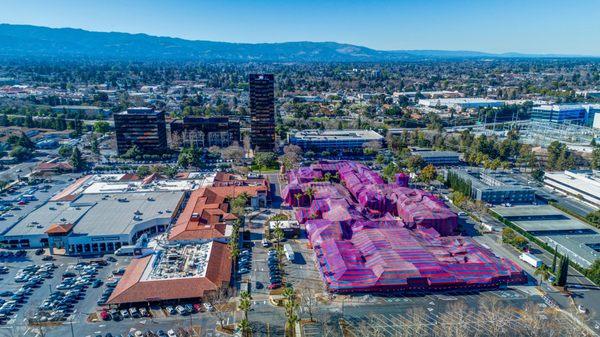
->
[114,107,168,155]
[249,74,275,152]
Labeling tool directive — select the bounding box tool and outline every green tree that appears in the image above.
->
[406,155,425,172]
[273,222,285,250]
[9,146,32,161]
[231,193,249,216]
[238,319,251,337]
[534,265,551,287]
[283,287,299,337]
[551,246,558,273]
[586,210,600,227]
[90,136,100,155]
[69,147,84,171]
[17,132,35,149]
[253,152,278,170]
[93,121,110,134]
[531,168,545,183]
[122,145,142,160]
[304,187,315,204]
[58,145,74,158]
[586,259,600,285]
[418,164,437,183]
[136,165,151,178]
[556,255,569,287]
[239,291,252,322]
[592,147,600,170]
[177,146,201,168]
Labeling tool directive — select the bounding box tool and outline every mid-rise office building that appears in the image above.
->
[170,116,240,148]
[531,104,600,125]
[445,168,535,204]
[289,129,383,152]
[410,149,461,166]
[114,107,168,155]
[249,74,275,152]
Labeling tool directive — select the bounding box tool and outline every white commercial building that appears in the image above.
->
[544,170,600,208]
[418,98,504,111]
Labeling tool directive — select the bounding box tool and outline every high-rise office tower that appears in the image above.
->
[249,74,275,152]
[114,107,168,155]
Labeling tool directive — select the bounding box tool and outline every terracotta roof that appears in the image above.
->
[168,185,266,241]
[119,173,140,181]
[37,162,74,172]
[50,175,93,202]
[107,242,231,304]
[142,173,160,185]
[45,223,74,235]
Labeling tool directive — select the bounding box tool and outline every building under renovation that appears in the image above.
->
[282,161,525,293]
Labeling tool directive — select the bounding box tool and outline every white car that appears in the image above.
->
[203,302,214,312]
[167,329,178,337]
[578,305,588,314]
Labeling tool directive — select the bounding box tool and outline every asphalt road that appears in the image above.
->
[459,201,600,332]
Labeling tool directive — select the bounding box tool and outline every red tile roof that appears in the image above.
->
[107,242,231,304]
[168,185,266,241]
[45,223,74,235]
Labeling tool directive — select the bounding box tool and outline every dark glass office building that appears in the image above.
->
[249,74,275,152]
[114,107,168,155]
[170,116,240,148]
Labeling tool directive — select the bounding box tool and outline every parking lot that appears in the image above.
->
[336,287,555,336]
[0,174,80,236]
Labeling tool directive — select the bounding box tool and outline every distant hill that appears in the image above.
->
[0,24,590,62]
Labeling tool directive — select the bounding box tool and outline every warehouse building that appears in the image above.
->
[544,170,600,208]
[492,205,600,268]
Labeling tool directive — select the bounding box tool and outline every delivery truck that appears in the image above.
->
[519,252,542,268]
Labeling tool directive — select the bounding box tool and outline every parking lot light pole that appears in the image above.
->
[69,319,75,337]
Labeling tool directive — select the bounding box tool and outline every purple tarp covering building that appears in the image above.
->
[283,161,526,293]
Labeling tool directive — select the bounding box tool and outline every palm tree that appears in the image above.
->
[294,193,302,207]
[534,265,551,287]
[238,318,251,337]
[304,187,315,204]
[283,287,299,337]
[273,222,285,250]
[239,291,252,321]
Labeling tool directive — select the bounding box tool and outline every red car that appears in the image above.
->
[100,310,110,320]
[18,201,26,205]
[193,303,202,313]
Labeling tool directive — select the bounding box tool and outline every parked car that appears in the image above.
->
[203,303,214,312]
[175,305,187,315]
[100,310,110,320]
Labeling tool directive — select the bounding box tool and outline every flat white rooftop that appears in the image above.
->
[292,129,383,141]
[144,242,213,281]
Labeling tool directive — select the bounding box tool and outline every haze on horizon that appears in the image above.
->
[1,0,600,56]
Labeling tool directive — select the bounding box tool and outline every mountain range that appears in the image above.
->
[0,24,592,62]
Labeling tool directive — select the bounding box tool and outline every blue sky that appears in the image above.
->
[2,0,600,55]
